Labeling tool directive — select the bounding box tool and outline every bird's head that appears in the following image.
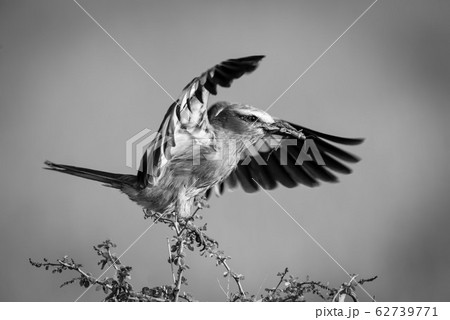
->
[210,102,304,141]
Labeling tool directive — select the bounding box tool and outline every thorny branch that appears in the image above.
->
[215,253,246,299]
[167,238,176,284]
[30,208,377,302]
[171,218,188,302]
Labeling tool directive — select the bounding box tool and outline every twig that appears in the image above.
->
[167,238,176,284]
[178,294,193,302]
[221,259,245,298]
[30,258,113,291]
[333,274,359,302]
[358,275,378,285]
[274,267,289,292]
[172,218,186,302]
[173,239,185,302]
[226,270,230,299]
[107,248,119,271]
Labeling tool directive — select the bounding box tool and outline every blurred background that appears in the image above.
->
[1,0,449,302]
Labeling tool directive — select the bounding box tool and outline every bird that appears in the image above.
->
[45,55,363,220]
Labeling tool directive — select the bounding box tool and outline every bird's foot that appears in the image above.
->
[143,208,175,223]
[194,195,209,209]
[142,208,154,219]
[183,221,217,251]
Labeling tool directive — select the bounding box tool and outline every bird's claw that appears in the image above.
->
[184,222,217,251]
[194,195,209,209]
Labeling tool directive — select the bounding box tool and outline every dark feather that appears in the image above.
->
[235,163,259,193]
[314,138,361,163]
[291,123,364,145]
[205,119,363,196]
[225,170,239,190]
[264,151,297,188]
[283,150,320,187]
[44,161,136,189]
[247,157,277,190]
[320,153,352,174]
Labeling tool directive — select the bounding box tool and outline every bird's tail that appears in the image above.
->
[44,160,136,189]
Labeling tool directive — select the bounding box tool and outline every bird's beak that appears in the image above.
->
[263,120,306,140]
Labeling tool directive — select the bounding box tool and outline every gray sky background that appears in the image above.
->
[1,0,449,301]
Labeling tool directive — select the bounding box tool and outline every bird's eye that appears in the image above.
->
[247,115,258,122]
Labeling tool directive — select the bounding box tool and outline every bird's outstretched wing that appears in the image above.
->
[205,122,364,197]
[138,56,265,187]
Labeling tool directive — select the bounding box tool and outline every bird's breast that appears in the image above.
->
[124,137,245,217]
[168,139,241,188]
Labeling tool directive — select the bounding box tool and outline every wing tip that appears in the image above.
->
[43,160,61,171]
[349,137,365,145]
[235,55,265,61]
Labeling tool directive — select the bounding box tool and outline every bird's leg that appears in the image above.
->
[189,223,218,251]
[142,208,152,219]
[179,219,218,251]
[193,195,209,210]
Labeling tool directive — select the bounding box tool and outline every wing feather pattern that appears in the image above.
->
[206,122,363,198]
[138,56,265,187]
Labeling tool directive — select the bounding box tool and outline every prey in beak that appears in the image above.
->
[262,119,306,140]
